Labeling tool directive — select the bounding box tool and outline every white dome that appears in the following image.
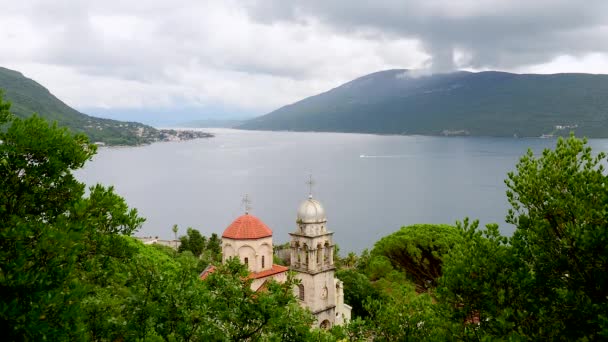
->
[297,197,327,223]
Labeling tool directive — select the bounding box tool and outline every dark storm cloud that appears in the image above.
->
[244,0,608,71]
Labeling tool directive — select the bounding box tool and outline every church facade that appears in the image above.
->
[204,194,351,328]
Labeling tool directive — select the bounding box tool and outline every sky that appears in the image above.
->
[1,0,608,124]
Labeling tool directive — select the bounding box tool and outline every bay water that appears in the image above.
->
[76,129,608,253]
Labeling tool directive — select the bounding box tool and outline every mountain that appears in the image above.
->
[0,67,174,145]
[239,70,608,138]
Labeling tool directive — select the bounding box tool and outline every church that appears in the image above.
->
[201,191,352,328]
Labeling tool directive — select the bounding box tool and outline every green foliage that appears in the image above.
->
[0,93,145,340]
[438,135,608,340]
[207,233,222,259]
[363,283,445,341]
[329,283,445,341]
[177,228,222,264]
[371,224,462,291]
[335,269,380,318]
[178,227,207,257]
[171,223,179,240]
[437,219,530,340]
[505,135,608,339]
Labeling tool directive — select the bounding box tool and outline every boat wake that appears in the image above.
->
[359,154,410,159]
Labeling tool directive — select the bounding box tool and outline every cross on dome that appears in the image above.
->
[306,173,315,199]
[242,194,252,214]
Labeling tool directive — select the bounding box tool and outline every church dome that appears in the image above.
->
[222,214,273,240]
[297,197,327,223]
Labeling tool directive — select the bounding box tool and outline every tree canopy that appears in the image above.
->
[436,135,608,340]
[371,224,462,291]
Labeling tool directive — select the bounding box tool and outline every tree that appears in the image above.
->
[178,227,206,257]
[371,224,462,291]
[0,96,94,340]
[0,94,144,340]
[343,252,359,269]
[438,136,608,340]
[363,284,444,341]
[505,135,608,339]
[437,219,528,340]
[172,224,179,249]
[207,232,222,261]
[336,269,380,318]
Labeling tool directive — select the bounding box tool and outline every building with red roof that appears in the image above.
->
[218,212,289,291]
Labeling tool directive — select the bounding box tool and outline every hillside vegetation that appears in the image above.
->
[0,67,212,145]
[240,70,608,138]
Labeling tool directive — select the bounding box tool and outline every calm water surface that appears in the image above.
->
[76,129,608,253]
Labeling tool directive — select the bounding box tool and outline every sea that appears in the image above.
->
[75,129,608,254]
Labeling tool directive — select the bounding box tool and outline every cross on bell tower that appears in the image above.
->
[306,173,315,199]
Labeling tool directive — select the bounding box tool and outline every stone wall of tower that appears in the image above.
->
[334,278,352,325]
[293,268,337,313]
[290,228,350,327]
[289,232,334,272]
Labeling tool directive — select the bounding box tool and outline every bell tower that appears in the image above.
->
[289,177,348,328]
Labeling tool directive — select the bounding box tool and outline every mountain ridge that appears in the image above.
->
[239,69,608,138]
[0,66,212,145]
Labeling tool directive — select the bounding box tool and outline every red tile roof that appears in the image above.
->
[199,264,288,282]
[199,265,216,280]
[222,214,273,240]
[248,264,289,280]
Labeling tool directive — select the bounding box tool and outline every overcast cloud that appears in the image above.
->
[1,0,608,122]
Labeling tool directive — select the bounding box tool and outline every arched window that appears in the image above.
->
[298,284,305,300]
[303,244,309,266]
[317,243,322,264]
[262,255,265,268]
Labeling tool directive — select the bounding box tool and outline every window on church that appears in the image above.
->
[317,244,322,264]
[244,257,249,266]
[262,255,265,268]
[298,284,305,300]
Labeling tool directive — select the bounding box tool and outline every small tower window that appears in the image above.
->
[317,244,322,264]
[244,257,249,266]
[262,255,265,268]
[298,284,305,300]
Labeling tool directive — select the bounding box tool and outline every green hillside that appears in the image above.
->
[0,67,161,145]
[239,70,608,138]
